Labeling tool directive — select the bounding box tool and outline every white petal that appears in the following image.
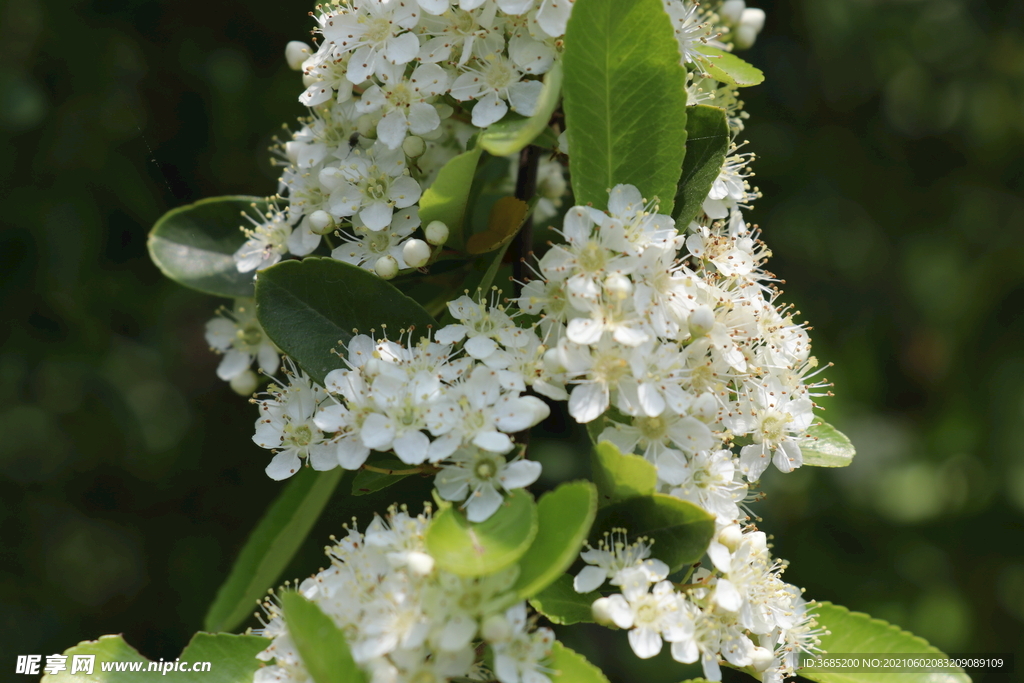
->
[408,102,441,135]
[507,80,543,116]
[359,201,394,232]
[604,594,634,629]
[361,412,395,450]
[629,627,663,659]
[384,32,420,65]
[566,317,604,345]
[393,429,431,464]
[568,383,608,423]
[637,382,666,417]
[388,176,422,209]
[466,484,504,522]
[217,349,250,380]
[377,110,409,150]
[470,91,508,127]
[437,615,477,652]
[715,578,742,612]
[266,451,301,480]
[498,459,541,489]
[573,565,607,593]
[336,436,371,469]
[472,430,515,454]
[465,335,499,359]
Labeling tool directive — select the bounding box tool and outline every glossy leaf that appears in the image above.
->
[511,481,597,600]
[672,105,730,226]
[590,439,657,506]
[204,469,343,633]
[696,46,765,88]
[148,195,265,298]
[254,257,436,385]
[529,574,599,625]
[426,489,538,576]
[562,0,688,212]
[802,422,857,468]
[592,494,715,573]
[548,642,611,683]
[800,602,970,683]
[43,633,268,682]
[280,591,366,683]
[418,146,483,250]
[479,62,563,157]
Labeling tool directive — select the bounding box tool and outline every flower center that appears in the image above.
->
[636,416,667,441]
[578,242,608,274]
[483,58,515,91]
[237,322,263,350]
[284,423,313,447]
[759,411,788,444]
[364,16,393,46]
[474,456,499,480]
[634,596,660,626]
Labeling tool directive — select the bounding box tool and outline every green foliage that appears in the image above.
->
[672,105,731,226]
[592,494,715,573]
[43,633,268,682]
[147,196,262,298]
[696,47,765,87]
[254,257,436,385]
[529,574,599,625]
[590,439,657,506]
[562,0,688,212]
[418,146,484,250]
[510,481,597,600]
[479,62,563,156]
[279,591,366,683]
[548,642,611,683]
[204,469,343,633]
[802,422,857,468]
[802,602,970,683]
[425,489,538,577]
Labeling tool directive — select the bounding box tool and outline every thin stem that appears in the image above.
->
[512,144,541,298]
[361,464,434,476]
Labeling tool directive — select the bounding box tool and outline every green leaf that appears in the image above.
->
[351,456,414,496]
[511,481,597,600]
[479,62,563,157]
[426,489,538,577]
[590,440,657,506]
[280,591,366,683]
[418,146,484,250]
[529,574,599,625]
[562,0,688,213]
[696,46,765,88]
[254,257,436,385]
[147,196,264,298]
[43,633,268,682]
[548,642,611,683]
[592,494,715,573]
[672,105,730,226]
[800,602,970,683]
[802,422,857,468]
[204,468,343,633]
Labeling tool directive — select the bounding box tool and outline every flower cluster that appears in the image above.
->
[579,526,822,682]
[254,505,557,683]
[205,299,281,396]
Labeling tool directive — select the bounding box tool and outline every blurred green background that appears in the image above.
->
[1,0,1022,680]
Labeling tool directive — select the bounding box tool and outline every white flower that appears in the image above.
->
[320,0,422,85]
[450,53,544,127]
[574,531,669,594]
[331,207,420,270]
[322,141,422,231]
[599,568,688,659]
[205,299,280,382]
[658,449,747,523]
[357,62,450,149]
[435,447,542,521]
[436,295,532,360]
[663,0,712,66]
[234,203,297,273]
[600,413,714,463]
[252,365,334,480]
[488,603,555,683]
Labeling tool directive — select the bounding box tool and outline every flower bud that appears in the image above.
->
[402,135,426,158]
[424,220,449,246]
[285,41,311,71]
[688,305,716,337]
[719,0,746,24]
[750,646,775,672]
[481,614,512,642]
[718,523,743,551]
[603,273,633,300]
[591,597,618,627]
[402,239,431,268]
[309,210,334,235]
[374,255,399,280]
[229,369,259,396]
